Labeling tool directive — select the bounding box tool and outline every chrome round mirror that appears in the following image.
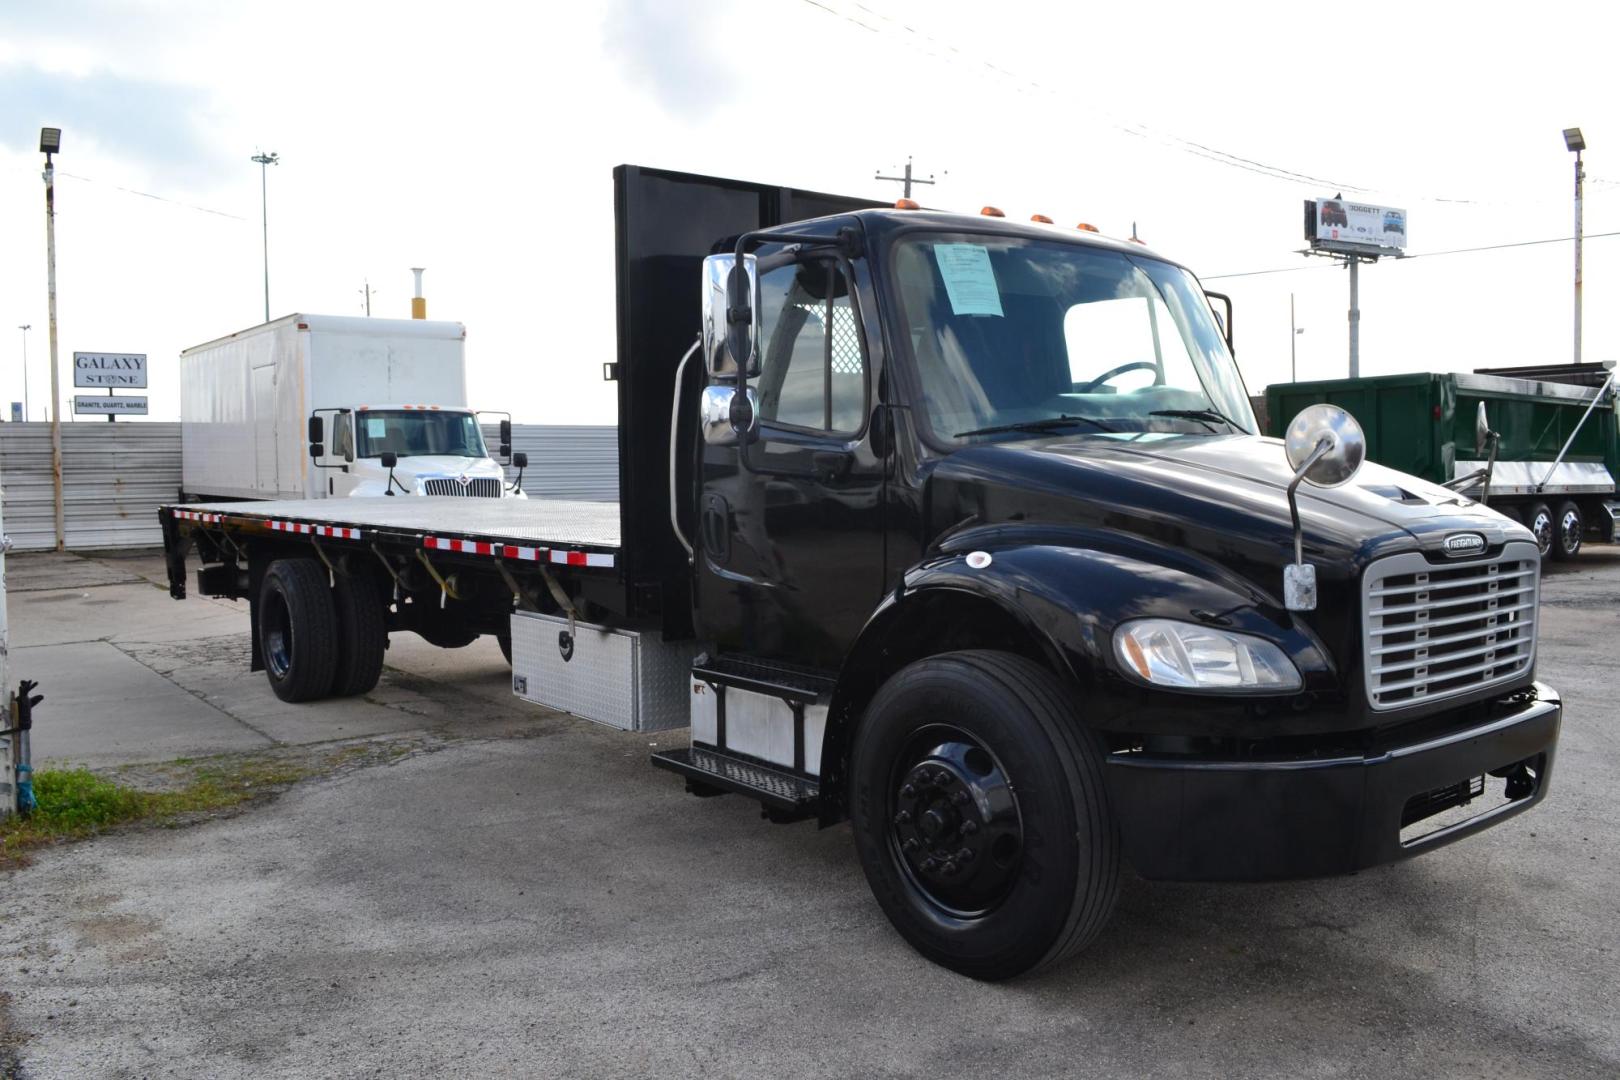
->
[1475,401,1491,456]
[1284,404,1365,487]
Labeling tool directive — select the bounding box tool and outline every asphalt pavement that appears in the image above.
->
[1,548,1617,1079]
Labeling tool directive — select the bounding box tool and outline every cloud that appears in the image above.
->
[601,0,736,117]
[0,64,222,178]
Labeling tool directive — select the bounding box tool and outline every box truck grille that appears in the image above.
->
[422,477,502,498]
[1362,542,1539,710]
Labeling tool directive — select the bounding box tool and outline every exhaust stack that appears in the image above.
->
[411,267,426,319]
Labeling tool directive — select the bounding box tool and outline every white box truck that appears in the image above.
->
[180,314,523,501]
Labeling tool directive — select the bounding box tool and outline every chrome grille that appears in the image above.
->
[422,477,502,498]
[1362,542,1539,711]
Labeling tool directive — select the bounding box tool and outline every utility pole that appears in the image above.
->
[251,151,279,323]
[359,279,374,316]
[40,128,64,551]
[875,156,939,201]
[17,325,29,421]
[1565,128,1586,366]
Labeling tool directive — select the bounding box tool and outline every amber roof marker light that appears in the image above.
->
[894,198,921,210]
[1076,222,1100,233]
[980,206,1005,218]
[1030,214,1054,224]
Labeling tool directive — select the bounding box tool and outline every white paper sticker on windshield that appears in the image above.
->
[933,243,1004,317]
[366,417,387,438]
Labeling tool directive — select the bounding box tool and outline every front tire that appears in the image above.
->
[1552,500,1583,561]
[258,559,339,703]
[850,650,1120,981]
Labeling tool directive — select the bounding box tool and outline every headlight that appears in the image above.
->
[1113,618,1302,692]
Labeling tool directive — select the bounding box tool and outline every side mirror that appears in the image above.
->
[512,451,528,469]
[1284,404,1366,488]
[499,418,512,458]
[380,451,398,469]
[702,253,759,378]
[309,442,324,460]
[700,385,759,446]
[308,415,323,444]
[1475,401,1493,456]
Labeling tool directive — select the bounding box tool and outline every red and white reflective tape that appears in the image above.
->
[423,535,613,569]
[173,509,223,524]
[268,520,360,540]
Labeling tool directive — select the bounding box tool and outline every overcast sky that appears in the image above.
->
[2,0,1616,425]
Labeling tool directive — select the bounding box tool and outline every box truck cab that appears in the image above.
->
[308,404,521,498]
[180,314,522,501]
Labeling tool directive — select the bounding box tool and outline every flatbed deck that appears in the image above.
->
[168,497,621,569]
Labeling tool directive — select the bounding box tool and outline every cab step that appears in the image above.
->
[651,746,820,821]
[691,654,836,704]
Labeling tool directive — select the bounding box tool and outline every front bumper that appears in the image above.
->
[1105,682,1560,881]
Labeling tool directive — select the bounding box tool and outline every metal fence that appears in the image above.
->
[0,422,182,551]
[0,423,619,552]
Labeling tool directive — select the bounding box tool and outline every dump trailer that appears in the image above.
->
[160,165,1561,980]
[1266,369,1619,559]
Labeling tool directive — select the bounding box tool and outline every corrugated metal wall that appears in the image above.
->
[482,425,619,502]
[0,422,182,551]
[0,423,618,552]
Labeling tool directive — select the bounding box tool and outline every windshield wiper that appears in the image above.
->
[955,414,1117,438]
[1148,408,1251,434]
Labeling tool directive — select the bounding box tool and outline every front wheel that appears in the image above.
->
[850,650,1120,981]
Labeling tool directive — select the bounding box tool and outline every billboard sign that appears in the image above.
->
[74,395,149,416]
[73,352,148,388]
[1307,198,1406,254]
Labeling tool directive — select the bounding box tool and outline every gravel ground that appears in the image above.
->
[1,550,1617,1078]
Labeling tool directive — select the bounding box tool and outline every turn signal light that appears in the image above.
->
[895,198,920,210]
[980,206,1005,218]
[1030,214,1053,224]
[1076,223,1100,233]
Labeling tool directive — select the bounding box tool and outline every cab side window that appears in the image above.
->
[755,259,867,434]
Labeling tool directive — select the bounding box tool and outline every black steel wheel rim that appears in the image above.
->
[264,590,294,680]
[887,724,1024,919]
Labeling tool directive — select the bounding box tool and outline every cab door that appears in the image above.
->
[694,254,887,669]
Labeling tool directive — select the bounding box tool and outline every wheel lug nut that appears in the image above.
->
[957,847,975,862]
[942,860,959,876]
[893,810,912,825]
[902,838,919,853]
[900,784,915,799]
[950,790,969,805]
[960,820,979,835]
[921,857,938,872]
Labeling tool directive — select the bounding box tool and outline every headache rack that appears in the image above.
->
[1362,542,1540,711]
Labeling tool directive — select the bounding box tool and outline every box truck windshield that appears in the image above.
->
[356,410,487,459]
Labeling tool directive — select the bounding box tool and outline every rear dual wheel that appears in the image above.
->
[258,558,386,702]
[850,650,1120,981]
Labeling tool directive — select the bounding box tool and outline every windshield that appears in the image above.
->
[355,410,488,459]
[890,234,1257,442]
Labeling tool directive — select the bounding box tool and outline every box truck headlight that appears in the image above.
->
[1113,619,1301,692]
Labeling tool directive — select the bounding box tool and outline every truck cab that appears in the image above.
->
[308,405,523,499]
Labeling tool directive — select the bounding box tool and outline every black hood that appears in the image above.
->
[925,432,1530,657]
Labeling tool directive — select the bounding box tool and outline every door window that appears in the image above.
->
[331,413,355,460]
[755,259,867,434]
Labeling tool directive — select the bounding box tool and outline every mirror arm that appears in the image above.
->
[1283,437,1333,612]
[668,337,701,561]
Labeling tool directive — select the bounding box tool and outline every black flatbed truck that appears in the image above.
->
[160,165,1561,979]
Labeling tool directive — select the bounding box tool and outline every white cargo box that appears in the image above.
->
[509,611,695,732]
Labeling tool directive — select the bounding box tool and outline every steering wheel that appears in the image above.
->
[1076,361,1161,393]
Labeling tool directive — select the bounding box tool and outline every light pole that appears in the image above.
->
[1289,294,1304,383]
[251,151,279,323]
[1564,127,1585,367]
[16,325,29,421]
[40,127,64,551]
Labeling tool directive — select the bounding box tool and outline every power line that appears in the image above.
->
[55,170,248,221]
[1202,230,1620,280]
